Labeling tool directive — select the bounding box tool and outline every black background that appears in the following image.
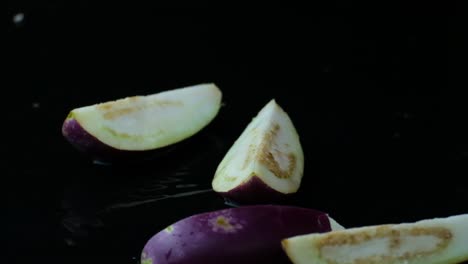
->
[5,1,468,263]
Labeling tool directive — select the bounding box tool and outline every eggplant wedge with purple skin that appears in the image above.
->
[282,213,468,264]
[141,205,343,264]
[212,99,304,204]
[62,83,222,161]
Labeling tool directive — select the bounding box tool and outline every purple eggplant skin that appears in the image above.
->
[62,117,185,163]
[216,176,294,205]
[62,118,119,158]
[141,205,332,264]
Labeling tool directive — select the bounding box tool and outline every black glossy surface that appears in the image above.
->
[5,3,468,263]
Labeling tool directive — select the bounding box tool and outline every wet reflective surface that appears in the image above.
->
[5,4,468,264]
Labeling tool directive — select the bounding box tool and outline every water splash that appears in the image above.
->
[224,198,242,208]
[105,189,213,211]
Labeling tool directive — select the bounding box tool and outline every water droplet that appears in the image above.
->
[174,171,190,176]
[224,198,241,207]
[64,238,76,246]
[93,159,112,166]
[13,13,24,25]
[159,176,183,183]
[146,184,168,191]
[175,184,198,188]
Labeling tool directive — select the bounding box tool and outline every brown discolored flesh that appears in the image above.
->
[258,124,297,180]
[282,213,468,264]
[97,97,184,120]
[141,205,335,264]
[316,226,453,263]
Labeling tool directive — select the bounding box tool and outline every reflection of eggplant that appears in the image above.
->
[62,83,222,162]
[141,205,342,264]
[212,100,304,204]
[282,213,468,264]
